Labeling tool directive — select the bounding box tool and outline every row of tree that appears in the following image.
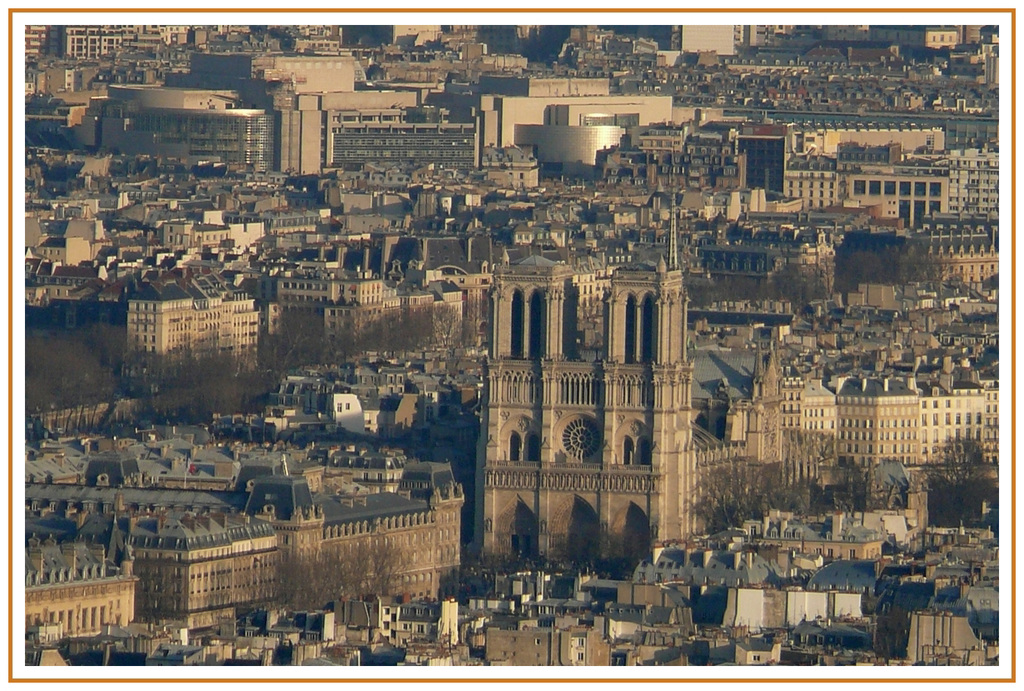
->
[692,438,996,535]
[687,242,946,312]
[275,539,407,613]
[26,300,486,431]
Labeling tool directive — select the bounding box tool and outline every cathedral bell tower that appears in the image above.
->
[476,251,695,563]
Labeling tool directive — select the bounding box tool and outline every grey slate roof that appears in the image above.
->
[513,254,558,267]
[837,377,915,398]
[807,560,878,592]
[399,461,456,500]
[692,350,757,401]
[129,513,274,552]
[317,492,429,526]
[25,483,248,513]
[244,476,315,520]
[634,548,785,588]
[83,454,141,486]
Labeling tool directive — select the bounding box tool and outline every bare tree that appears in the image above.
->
[276,548,342,612]
[277,536,409,611]
[431,303,463,352]
[693,459,803,534]
[926,439,997,528]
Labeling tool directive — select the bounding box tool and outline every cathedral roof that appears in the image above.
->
[513,254,558,267]
[692,350,757,401]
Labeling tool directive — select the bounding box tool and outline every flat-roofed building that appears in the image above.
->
[945,147,999,217]
[91,86,273,171]
[328,121,478,170]
[478,93,673,153]
[843,160,949,227]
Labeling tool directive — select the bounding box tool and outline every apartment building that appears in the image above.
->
[781,377,837,433]
[130,513,279,629]
[945,147,999,217]
[784,155,839,209]
[836,377,920,467]
[918,381,988,464]
[62,26,125,59]
[485,626,611,666]
[327,119,478,170]
[981,378,999,464]
[25,540,138,637]
[127,273,260,356]
[920,218,999,284]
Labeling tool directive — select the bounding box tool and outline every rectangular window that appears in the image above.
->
[914,181,927,196]
[869,180,881,195]
[884,181,896,195]
[899,181,912,195]
[930,182,942,196]
[853,179,866,195]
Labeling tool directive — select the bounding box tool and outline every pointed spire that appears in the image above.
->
[668,187,679,271]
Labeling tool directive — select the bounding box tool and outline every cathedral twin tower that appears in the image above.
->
[476,252,697,563]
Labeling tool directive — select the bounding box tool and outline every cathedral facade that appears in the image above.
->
[475,254,697,562]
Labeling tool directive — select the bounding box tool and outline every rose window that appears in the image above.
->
[561,417,601,460]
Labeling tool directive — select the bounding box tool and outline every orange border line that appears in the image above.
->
[1010,6,1017,687]
[7,6,13,688]
[8,6,1015,687]
[4,7,1020,12]
[6,677,1020,684]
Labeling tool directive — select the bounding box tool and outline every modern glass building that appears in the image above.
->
[95,87,273,171]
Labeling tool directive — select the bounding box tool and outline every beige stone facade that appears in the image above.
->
[130,513,279,629]
[25,540,137,637]
[485,626,611,666]
[248,470,464,602]
[781,377,837,434]
[127,273,259,356]
[918,382,988,464]
[478,255,695,561]
[836,376,920,467]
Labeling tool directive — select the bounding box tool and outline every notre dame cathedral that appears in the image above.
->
[475,247,701,563]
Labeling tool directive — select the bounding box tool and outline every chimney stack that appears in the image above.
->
[832,512,844,537]
[60,543,77,574]
[28,540,44,573]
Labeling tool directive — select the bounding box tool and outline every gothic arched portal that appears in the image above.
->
[497,498,538,558]
[549,495,600,563]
